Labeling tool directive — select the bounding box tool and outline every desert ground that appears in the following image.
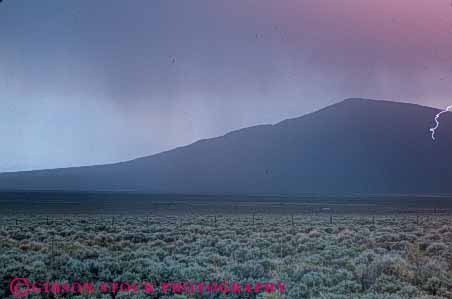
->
[1,192,452,298]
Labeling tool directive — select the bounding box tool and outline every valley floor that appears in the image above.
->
[1,213,452,298]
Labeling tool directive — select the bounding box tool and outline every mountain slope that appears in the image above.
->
[1,98,451,195]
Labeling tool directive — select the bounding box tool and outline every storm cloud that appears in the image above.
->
[1,0,452,171]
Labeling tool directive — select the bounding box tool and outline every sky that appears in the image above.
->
[1,0,452,172]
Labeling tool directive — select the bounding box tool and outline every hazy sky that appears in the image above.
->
[1,0,452,172]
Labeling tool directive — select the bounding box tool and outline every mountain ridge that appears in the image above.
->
[1,98,451,195]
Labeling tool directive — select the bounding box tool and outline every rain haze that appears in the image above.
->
[1,0,452,172]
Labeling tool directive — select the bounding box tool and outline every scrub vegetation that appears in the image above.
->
[1,214,452,298]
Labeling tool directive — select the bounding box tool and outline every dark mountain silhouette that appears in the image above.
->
[1,98,451,195]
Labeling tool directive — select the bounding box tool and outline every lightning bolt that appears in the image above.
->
[430,104,452,140]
